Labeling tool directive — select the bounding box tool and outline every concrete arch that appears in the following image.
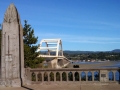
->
[81,71,86,81]
[37,39,70,69]
[37,39,63,57]
[62,72,67,81]
[50,72,54,81]
[74,72,79,81]
[94,71,99,81]
[37,72,42,81]
[108,71,114,81]
[87,71,92,81]
[68,72,73,81]
[44,72,48,81]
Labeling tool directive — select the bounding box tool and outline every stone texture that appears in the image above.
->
[0,4,25,87]
[100,70,108,82]
[1,84,120,90]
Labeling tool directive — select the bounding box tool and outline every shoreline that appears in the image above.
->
[70,61,119,69]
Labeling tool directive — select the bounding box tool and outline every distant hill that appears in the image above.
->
[112,49,120,53]
[40,49,120,54]
[63,49,120,54]
[63,50,97,54]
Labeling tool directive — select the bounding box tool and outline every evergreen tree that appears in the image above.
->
[23,20,44,68]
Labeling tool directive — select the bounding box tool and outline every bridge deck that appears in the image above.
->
[38,55,64,58]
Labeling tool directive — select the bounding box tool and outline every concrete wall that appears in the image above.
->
[25,68,120,85]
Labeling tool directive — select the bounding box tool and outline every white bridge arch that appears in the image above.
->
[37,39,70,68]
[37,39,63,58]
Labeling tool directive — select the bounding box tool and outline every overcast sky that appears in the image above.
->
[0,0,120,51]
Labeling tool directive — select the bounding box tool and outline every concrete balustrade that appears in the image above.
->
[25,68,120,84]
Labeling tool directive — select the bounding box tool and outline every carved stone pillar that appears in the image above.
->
[113,71,116,81]
[26,68,31,81]
[72,72,75,81]
[54,72,56,81]
[48,72,50,81]
[66,72,68,81]
[29,72,32,81]
[35,72,38,82]
[100,70,108,82]
[60,72,62,81]
[85,71,88,81]
[41,72,44,82]
[79,71,81,81]
[1,3,25,87]
[92,71,94,81]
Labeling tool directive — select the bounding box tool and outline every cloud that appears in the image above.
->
[36,33,120,44]
[32,20,120,31]
[70,40,120,44]
[84,21,120,29]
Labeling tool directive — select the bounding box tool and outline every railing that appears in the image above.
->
[25,68,120,84]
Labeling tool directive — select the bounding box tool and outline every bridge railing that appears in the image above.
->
[25,68,120,84]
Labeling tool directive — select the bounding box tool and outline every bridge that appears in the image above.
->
[1,4,120,90]
[37,39,70,68]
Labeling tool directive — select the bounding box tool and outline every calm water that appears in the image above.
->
[72,61,120,81]
[72,61,120,68]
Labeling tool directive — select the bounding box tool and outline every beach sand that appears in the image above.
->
[73,61,119,69]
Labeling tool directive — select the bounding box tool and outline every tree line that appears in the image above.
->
[64,52,120,61]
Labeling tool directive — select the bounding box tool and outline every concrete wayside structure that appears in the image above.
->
[0,4,25,87]
[0,3,120,90]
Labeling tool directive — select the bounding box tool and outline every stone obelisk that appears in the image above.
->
[0,4,24,87]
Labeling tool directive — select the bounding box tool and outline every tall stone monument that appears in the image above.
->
[0,4,24,87]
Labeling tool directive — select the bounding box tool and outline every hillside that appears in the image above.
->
[63,49,120,54]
